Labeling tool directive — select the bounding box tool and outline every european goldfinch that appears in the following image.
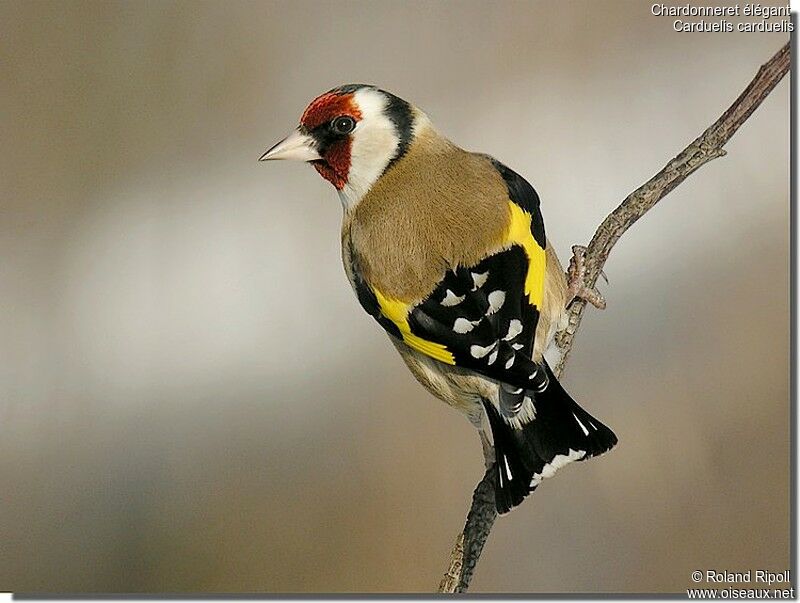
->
[260,84,617,514]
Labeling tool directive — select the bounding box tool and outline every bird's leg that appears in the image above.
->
[566,245,606,309]
[471,404,496,470]
[478,429,494,471]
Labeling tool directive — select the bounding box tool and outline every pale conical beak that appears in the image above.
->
[259,129,321,162]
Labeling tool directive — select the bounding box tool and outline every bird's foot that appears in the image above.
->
[566,245,606,309]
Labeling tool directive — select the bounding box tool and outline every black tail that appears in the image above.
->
[484,361,617,515]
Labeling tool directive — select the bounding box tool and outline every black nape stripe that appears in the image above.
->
[380,92,414,168]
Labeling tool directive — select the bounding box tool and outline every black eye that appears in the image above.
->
[331,116,356,135]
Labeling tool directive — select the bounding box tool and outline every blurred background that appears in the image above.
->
[0,0,790,593]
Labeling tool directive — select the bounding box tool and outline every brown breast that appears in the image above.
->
[346,127,511,302]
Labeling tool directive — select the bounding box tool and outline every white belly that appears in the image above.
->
[390,337,496,429]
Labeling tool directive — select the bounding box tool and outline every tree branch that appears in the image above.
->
[438,41,789,594]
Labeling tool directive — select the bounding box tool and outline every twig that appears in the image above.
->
[438,468,496,592]
[438,41,789,593]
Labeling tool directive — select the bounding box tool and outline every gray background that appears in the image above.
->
[1,0,790,593]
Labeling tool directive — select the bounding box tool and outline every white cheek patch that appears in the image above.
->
[340,88,400,207]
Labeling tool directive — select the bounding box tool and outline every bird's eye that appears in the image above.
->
[331,116,356,135]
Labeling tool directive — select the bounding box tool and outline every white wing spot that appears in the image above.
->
[487,349,498,365]
[441,289,465,307]
[453,317,479,334]
[503,319,523,341]
[471,271,489,290]
[511,343,524,351]
[486,290,506,315]
[470,341,497,359]
[505,356,515,369]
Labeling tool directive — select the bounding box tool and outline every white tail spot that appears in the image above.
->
[573,412,590,436]
[503,456,513,481]
[530,449,587,487]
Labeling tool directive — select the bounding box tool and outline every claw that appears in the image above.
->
[566,245,607,310]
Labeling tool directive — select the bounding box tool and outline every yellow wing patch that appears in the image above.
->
[372,200,544,367]
[504,201,546,308]
[373,288,456,365]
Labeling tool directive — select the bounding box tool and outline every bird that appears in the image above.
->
[260,84,617,514]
